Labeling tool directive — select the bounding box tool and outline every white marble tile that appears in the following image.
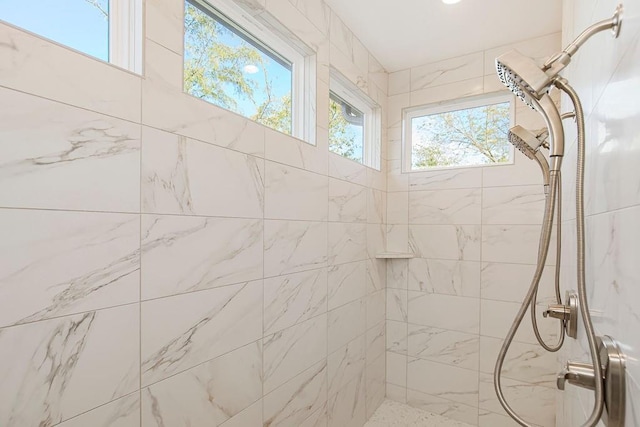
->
[366,258,386,294]
[408,292,479,334]
[367,223,387,260]
[387,259,408,290]
[479,336,556,388]
[409,168,482,191]
[410,52,483,91]
[409,189,481,225]
[265,128,328,175]
[407,258,480,297]
[57,393,140,427]
[481,225,556,265]
[479,373,554,426]
[410,78,484,107]
[389,69,411,96]
[299,405,329,427]
[366,352,386,418]
[482,185,546,225]
[408,325,479,371]
[142,78,265,157]
[142,127,264,218]
[264,0,325,50]
[141,215,262,300]
[265,161,328,221]
[409,225,481,261]
[481,153,543,188]
[220,400,263,427]
[386,320,407,355]
[480,262,555,304]
[264,220,328,277]
[387,192,409,225]
[328,335,366,396]
[366,290,385,330]
[386,384,407,404]
[328,222,367,265]
[328,153,367,185]
[386,351,407,387]
[264,268,327,335]
[387,289,408,322]
[366,320,386,363]
[0,87,140,212]
[0,23,141,122]
[327,373,366,427]
[141,281,262,386]
[367,188,386,224]
[0,305,139,427]
[142,341,262,427]
[146,0,184,53]
[407,358,478,407]
[263,360,327,427]
[406,390,479,426]
[328,261,366,310]
[329,11,353,59]
[264,314,327,393]
[480,299,558,346]
[328,178,367,223]
[0,209,139,328]
[289,0,330,34]
[328,298,366,353]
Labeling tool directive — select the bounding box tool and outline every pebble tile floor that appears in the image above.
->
[364,400,475,427]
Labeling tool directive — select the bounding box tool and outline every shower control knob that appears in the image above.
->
[542,291,579,339]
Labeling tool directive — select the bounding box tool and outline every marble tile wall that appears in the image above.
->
[0,0,388,425]
[384,33,563,426]
[558,0,640,425]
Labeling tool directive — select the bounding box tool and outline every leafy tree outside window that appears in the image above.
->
[410,100,512,169]
[184,0,293,134]
[328,92,364,163]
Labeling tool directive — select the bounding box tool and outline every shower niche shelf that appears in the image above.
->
[375,252,415,259]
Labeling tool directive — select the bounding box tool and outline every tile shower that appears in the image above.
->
[1,1,639,427]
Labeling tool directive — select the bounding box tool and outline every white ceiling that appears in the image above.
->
[324,0,562,72]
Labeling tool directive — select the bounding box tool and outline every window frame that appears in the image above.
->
[0,0,142,73]
[109,0,143,73]
[402,92,515,172]
[329,70,381,170]
[184,0,316,144]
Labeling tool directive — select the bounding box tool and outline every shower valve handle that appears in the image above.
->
[557,361,597,391]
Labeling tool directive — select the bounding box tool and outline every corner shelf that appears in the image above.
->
[375,252,415,259]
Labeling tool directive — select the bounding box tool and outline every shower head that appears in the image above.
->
[508,125,550,188]
[508,125,547,159]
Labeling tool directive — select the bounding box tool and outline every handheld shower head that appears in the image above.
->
[508,125,551,188]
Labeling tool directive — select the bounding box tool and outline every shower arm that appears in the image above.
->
[543,5,623,74]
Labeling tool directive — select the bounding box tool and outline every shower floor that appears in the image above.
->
[365,399,474,427]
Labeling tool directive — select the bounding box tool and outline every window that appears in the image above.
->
[184,0,313,140]
[0,0,142,72]
[329,71,381,169]
[404,93,514,171]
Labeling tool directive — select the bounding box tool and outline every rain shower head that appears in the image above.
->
[508,125,550,187]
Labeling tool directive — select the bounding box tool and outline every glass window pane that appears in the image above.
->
[0,0,109,62]
[411,101,511,169]
[329,92,364,164]
[184,0,293,134]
